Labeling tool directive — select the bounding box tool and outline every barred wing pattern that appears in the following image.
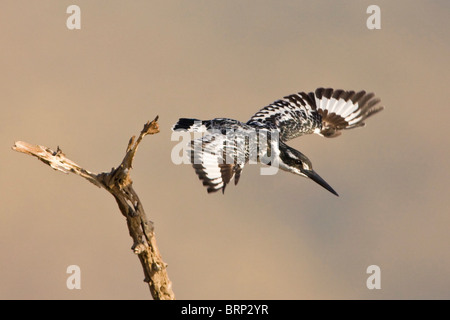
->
[189,133,246,193]
[247,88,384,140]
[174,119,255,193]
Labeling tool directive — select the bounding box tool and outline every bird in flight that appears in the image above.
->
[172,88,383,195]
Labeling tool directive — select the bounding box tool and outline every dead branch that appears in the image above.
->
[12,116,175,300]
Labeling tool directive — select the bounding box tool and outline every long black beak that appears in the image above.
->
[304,169,339,196]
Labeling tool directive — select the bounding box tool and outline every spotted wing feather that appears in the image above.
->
[247,88,383,140]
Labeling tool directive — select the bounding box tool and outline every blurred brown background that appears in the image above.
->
[1,1,449,299]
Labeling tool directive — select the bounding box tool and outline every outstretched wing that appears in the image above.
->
[313,88,384,137]
[247,88,384,140]
[189,133,245,194]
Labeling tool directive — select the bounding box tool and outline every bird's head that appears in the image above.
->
[278,144,339,196]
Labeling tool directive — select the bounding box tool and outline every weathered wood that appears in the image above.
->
[12,116,175,300]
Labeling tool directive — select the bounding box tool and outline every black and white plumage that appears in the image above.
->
[172,88,384,195]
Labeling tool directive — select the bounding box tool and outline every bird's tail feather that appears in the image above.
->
[172,118,206,132]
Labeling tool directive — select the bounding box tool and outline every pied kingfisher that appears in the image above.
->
[172,88,383,195]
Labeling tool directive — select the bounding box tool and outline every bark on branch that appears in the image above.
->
[12,116,175,300]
